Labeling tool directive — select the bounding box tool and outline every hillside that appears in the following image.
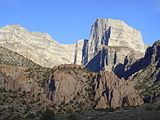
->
[0,46,144,119]
[122,40,160,103]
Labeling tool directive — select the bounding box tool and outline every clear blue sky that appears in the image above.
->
[0,0,159,45]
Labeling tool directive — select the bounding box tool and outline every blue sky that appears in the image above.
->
[0,0,159,45]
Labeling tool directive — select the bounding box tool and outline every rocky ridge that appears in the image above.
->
[0,25,88,67]
[120,40,160,102]
[0,18,147,73]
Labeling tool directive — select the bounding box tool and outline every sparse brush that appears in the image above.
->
[156,105,160,111]
[145,104,154,111]
[40,109,55,120]
[67,113,78,120]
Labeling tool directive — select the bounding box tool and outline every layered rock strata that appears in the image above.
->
[0,18,147,72]
[0,25,88,67]
[85,18,147,72]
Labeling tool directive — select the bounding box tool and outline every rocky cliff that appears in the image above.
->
[120,40,160,103]
[86,18,147,72]
[43,64,143,111]
[88,18,146,57]
[0,18,147,72]
[0,25,88,67]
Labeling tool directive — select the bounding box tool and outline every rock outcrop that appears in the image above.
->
[94,71,143,109]
[122,40,160,102]
[86,18,147,72]
[47,65,143,110]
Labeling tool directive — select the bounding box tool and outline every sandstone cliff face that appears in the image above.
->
[85,18,147,72]
[86,45,144,72]
[0,25,87,67]
[0,18,147,72]
[87,18,146,61]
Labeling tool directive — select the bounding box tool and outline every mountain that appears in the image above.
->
[86,18,147,72]
[0,46,143,119]
[1,18,159,119]
[0,18,147,72]
[0,25,88,67]
[0,46,53,120]
[121,40,160,103]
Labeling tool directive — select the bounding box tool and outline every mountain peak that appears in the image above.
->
[89,18,146,54]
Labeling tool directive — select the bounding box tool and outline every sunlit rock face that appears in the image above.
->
[0,18,147,72]
[86,18,147,72]
[88,18,146,60]
[0,25,88,67]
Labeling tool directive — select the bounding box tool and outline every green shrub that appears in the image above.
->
[40,109,55,120]
[145,104,154,111]
[108,108,115,112]
[26,113,35,119]
[156,105,160,111]
[67,113,78,120]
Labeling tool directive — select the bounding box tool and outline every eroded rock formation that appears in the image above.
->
[94,71,143,109]
[46,65,143,110]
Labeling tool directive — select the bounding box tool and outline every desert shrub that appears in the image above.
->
[40,109,55,120]
[145,104,154,111]
[67,113,78,120]
[123,106,136,110]
[108,108,115,112]
[26,113,35,119]
[66,107,74,113]
[96,108,106,112]
[156,105,160,111]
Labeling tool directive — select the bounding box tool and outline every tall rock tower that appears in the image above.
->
[86,18,147,73]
